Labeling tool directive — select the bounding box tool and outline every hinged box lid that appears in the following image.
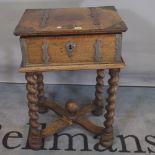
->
[14,6,127,36]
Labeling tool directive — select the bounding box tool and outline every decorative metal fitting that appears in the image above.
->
[42,41,49,64]
[94,39,102,63]
[66,41,76,57]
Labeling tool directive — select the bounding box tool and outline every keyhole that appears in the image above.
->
[69,44,73,50]
[66,42,76,56]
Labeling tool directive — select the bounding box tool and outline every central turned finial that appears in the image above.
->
[65,100,79,115]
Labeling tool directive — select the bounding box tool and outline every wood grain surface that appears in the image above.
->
[21,34,120,66]
[14,6,127,36]
[19,59,125,72]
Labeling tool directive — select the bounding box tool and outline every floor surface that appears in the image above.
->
[0,83,155,155]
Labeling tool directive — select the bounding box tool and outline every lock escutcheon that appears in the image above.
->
[66,41,76,57]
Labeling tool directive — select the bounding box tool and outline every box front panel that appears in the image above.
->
[20,34,121,66]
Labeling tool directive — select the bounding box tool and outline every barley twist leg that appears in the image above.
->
[100,68,120,147]
[36,72,48,113]
[25,72,43,150]
[92,69,104,116]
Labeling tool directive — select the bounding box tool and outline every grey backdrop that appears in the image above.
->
[0,0,155,86]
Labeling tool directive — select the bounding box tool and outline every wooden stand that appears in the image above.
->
[24,67,122,150]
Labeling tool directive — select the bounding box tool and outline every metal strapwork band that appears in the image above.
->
[94,39,103,63]
[42,40,49,64]
[20,38,28,66]
[115,34,122,62]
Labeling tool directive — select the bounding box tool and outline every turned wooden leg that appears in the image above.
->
[92,69,104,116]
[100,68,120,147]
[25,72,43,150]
[36,72,48,113]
